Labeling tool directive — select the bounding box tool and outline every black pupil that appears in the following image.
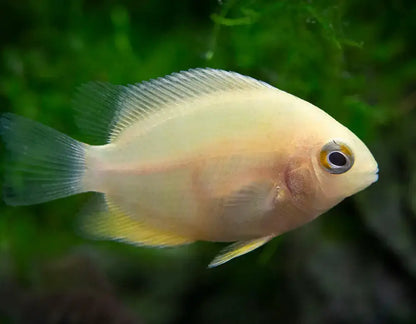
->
[329,151,347,166]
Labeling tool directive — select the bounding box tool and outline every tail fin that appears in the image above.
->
[0,113,88,206]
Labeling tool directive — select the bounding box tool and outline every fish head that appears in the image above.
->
[307,123,379,211]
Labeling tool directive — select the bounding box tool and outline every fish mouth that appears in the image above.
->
[372,167,379,183]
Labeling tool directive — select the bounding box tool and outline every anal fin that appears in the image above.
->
[208,235,274,268]
[80,194,193,247]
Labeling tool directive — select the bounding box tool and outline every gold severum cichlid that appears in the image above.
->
[0,68,379,267]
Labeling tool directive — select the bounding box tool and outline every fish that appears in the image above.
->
[0,68,379,267]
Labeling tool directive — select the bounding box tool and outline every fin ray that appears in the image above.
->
[222,181,279,221]
[73,69,274,144]
[0,113,87,206]
[208,235,274,268]
[73,82,124,144]
[80,194,193,247]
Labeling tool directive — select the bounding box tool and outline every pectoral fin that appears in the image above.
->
[208,235,274,268]
[222,181,279,221]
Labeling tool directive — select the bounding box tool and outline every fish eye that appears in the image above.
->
[319,141,354,174]
[328,151,347,166]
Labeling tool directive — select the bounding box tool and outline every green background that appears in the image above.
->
[0,0,415,323]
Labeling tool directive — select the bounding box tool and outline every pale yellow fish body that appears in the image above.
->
[0,69,379,267]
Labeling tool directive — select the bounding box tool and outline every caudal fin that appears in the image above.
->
[0,113,88,206]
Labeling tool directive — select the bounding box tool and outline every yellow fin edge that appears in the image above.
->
[208,235,274,268]
[81,197,194,247]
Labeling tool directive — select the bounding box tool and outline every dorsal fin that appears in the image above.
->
[73,68,274,144]
[73,82,124,145]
